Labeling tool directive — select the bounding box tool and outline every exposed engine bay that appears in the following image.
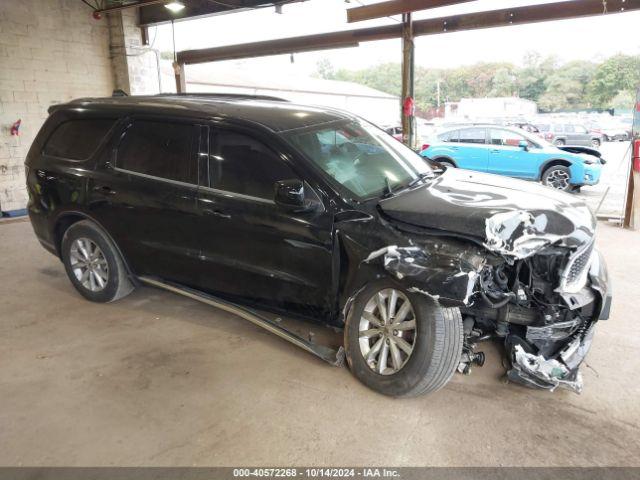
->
[460,243,601,393]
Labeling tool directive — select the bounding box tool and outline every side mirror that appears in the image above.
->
[518,140,529,151]
[274,179,312,211]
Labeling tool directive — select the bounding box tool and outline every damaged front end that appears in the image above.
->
[464,211,611,393]
[365,206,611,394]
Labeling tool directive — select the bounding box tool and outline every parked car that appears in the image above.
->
[26,95,611,396]
[421,125,604,192]
[382,125,403,141]
[587,120,630,142]
[505,121,540,135]
[536,123,604,148]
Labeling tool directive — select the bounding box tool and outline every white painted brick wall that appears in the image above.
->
[109,9,160,96]
[0,0,115,212]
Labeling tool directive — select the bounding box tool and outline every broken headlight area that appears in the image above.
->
[461,245,601,393]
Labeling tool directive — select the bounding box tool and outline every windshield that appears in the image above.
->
[282,120,432,200]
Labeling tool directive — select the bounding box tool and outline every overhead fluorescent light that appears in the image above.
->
[164,1,186,13]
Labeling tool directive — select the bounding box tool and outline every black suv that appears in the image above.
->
[26,94,611,396]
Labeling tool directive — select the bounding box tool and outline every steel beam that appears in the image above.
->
[347,0,474,23]
[177,25,400,64]
[94,0,168,15]
[178,0,640,65]
[411,0,638,36]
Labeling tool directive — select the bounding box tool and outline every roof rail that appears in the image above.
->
[156,92,289,102]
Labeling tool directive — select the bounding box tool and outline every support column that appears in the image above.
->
[401,12,415,149]
[174,62,186,93]
[108,9,161,95]
[624,93,639,229]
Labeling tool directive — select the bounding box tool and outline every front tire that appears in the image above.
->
[61,220,134,302]
[591,138,601,148]
[344,280,463,397]
[542,165,572,192]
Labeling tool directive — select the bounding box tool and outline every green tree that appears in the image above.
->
[611,89,636,110]
[490,67,517,97]
[588,54,640,108]
[538,60,596,111]
[518,53,556,102]
[314,58,336,80]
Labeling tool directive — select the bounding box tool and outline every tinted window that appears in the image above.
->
[564,124,575,133]
[210,129,295,199]
[458,128,485,144]
[574,125,588,134]
[116,121,197,184]
[44,119,114,160]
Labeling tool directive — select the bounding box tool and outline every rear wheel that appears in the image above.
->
[436,159,456,169]
[542,165,572,192]
[553,139,565,146]
[61,220,134,302]
[344,280,463,397]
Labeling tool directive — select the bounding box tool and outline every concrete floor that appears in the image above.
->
[1,218,639,467]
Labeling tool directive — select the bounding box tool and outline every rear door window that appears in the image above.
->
[439,130,459,142]
[44,119,115,160]
[116,120,198,184]
[209,129,296,200]
[458,128,486,144]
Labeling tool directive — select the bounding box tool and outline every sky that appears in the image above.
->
[152,0,640,77]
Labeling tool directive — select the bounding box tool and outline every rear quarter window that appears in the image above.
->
[438,130,459,142]
[44,119,115,160]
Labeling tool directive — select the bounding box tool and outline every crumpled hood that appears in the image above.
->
[379,168,596,259]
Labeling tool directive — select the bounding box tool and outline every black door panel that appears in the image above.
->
[196,126,335,320]
[89,118,202,286]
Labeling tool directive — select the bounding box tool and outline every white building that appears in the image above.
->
[445,97,538,121]
[161,63,400,127]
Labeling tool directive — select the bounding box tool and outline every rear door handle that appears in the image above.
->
[203,208,231,219]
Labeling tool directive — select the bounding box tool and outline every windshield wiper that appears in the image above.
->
[382,172,433,199]
[382,176,394,198]
[408,172,434,188]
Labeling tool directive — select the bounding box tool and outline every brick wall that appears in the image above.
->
[0,0,160,213]
[109,9,160,96]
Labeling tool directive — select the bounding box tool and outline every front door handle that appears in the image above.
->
[490,149,500,153]
[94,185,116,195]
[203,208,231,219]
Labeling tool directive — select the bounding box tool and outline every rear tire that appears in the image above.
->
[553,139,566,146]
[61,220,134,303]
[542,165,572,192]
[344,280,463,397]
[436,159,456,169]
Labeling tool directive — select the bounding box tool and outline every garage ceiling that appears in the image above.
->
[92,0,307,26]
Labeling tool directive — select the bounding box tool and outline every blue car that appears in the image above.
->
[420,125,604,191]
